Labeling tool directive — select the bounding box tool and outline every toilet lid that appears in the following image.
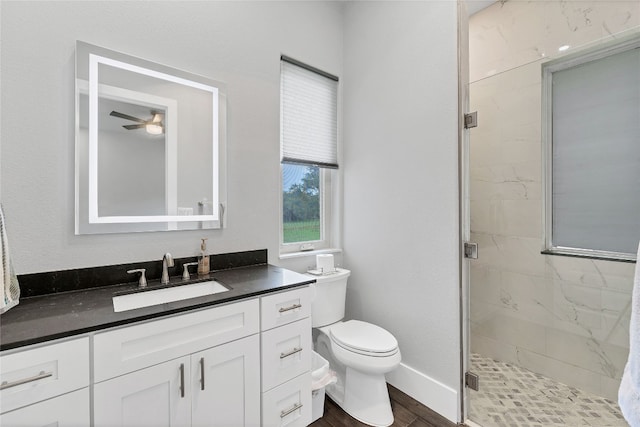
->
[330,320,398,355]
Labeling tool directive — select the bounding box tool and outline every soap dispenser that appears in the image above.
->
[197,238,210,275]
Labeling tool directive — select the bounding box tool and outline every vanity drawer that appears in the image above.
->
[0,388,90,426]
[261,287,310,331]
[261,317,312,391]
[94,299,259,382]
[262,372,312,427]
[0,337,90,414]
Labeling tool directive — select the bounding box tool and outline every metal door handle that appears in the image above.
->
[279,303,301,313]
[280,402,303,418]
[199,357,205,391]
[179,363,185,398]
[0,371,53,390]
[280,347,303,359]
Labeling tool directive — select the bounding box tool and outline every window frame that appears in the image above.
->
[541,35,640,262]
[278,57,341,256]
[279,165,335,255]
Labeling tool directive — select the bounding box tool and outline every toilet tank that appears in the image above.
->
[306,268,351,328]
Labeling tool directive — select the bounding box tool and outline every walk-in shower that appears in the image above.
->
[466,1,639,425]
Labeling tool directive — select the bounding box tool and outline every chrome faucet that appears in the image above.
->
[161,253,174,284]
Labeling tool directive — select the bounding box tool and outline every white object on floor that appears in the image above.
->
[619,241,640,427]
[311,351,336,423]
[0,205,19,314]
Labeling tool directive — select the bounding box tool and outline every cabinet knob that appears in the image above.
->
[0,371,53,390]
[200,357,205,390]
[179,363,185,398]
[280,402,303,418]
[279,303,302,313]
[280,347,303,359]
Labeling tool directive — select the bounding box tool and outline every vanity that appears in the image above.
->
[0,258,314,427]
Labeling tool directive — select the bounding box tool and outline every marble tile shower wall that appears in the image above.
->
[468,0,640,401]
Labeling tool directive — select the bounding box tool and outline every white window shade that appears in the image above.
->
[280,56,338,169]
[546,39,640,258]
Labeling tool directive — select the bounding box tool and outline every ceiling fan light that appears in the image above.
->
[145,123,163,135]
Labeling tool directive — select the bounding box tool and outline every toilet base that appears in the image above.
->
[314,324,399,427]
[326,367,394,427]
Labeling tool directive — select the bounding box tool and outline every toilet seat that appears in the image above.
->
[330,320,399,357]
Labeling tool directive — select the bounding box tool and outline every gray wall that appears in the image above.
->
[1,1,462,420]
[97,129,166,216]
[342,1,461,420]
[0,1,343,273]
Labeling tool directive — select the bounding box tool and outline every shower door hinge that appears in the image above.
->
[465,371,479,391]
[464,111,478,129]
[464,242,478,259]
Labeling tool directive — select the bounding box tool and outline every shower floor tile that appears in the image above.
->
[468,353,627,427]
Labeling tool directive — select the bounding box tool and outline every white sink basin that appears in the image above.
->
[113,280,229,313]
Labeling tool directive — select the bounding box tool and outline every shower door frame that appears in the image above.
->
[457,0,472,424]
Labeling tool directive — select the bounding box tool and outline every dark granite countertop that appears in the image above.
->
[0,264,315,351]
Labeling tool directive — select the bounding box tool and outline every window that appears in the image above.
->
[542,36,640,261]
[280,56,338,254]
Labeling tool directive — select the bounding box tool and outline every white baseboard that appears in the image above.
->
[386,362,459,423]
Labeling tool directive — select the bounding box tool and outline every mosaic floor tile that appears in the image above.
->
[468,353,627,427]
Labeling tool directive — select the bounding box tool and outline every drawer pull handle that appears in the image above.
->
[279,303,301,313]
[280,347,303,359]
[179,363,185,398]
[280,402,303,418]
[0,371,53,390]
[200,357,205,391]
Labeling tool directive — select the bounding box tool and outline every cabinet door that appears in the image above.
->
[94,356,191,427]
[191,334,260,427]
[0,388,89,427]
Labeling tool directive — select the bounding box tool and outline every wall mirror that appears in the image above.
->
[75,41,226,234]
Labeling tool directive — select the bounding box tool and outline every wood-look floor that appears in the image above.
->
[310,385,460,427]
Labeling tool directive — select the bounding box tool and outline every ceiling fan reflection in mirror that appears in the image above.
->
[109,110,164,135]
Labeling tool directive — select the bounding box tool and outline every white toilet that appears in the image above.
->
[307,268,401,427]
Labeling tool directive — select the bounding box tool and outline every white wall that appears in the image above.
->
[0,1,343,273]
[342,1,461,421]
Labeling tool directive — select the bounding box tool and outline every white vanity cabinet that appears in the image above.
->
[0,337,90,426]
[93,299,261,427]
[94,335,261,427]
[0,284,312,427]
[260,287,313,427]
